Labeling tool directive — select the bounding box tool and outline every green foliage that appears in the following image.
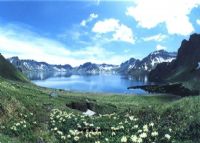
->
[0,77,199,142]
[0,54,28,82]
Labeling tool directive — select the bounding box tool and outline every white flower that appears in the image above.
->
[121,136,127,142]
[149,122,154,127]
[129,116,134,121]
[105,138,109,142]
[95,141,100,143]
[133,125,138,129]
[137,138,143,143]
[57,130,63,135]
[74,136,79,141]
[140,132,147,138]
[151,131,158,137]
[61,136,66,140]
[143,125,148,132]
[131,135,137,142]
[165,134,171,140]
[112,132,116,136]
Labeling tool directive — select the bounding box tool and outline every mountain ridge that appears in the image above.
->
[149,33,200,85]
[119,50,177,76]
[8,50,177,76]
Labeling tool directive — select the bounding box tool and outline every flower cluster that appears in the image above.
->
[7,112,37,137]
[49,109,173,143]
[10,120,27,131]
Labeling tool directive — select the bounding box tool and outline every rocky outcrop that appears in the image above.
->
[149,33,200,82]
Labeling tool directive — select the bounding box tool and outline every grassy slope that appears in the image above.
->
[0,77,199,142]
[0,54,28,82]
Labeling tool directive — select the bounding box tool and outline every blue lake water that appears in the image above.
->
[28,72,150,94]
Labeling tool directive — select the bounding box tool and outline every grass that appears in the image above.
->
[0,54,28,82]
[0,77,199,142]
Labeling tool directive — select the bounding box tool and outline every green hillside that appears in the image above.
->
[0,54,28,82]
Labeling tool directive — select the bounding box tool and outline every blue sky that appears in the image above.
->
[0,0,200,66]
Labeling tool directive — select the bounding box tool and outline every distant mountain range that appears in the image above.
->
[8,57,73,73]
[8,57,119,74]
[8,50,177,76]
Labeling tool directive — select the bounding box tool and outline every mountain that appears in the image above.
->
[119,50,176,76]
[118,58,140,75]
[8,57,118,74]
[149,33,200,84]
[0,54,28,82]
[8,57,72,73]
[75,62,119,74]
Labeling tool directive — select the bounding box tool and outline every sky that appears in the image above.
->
[0,0,200,66]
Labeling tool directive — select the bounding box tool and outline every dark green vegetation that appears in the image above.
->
[128,83,199,97]
[0,54,28,82]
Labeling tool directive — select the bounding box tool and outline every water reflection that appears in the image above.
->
[25,71,72,80]
[27,72,151,94]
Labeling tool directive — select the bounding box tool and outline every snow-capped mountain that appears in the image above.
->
[8,57,72,73]
[8,57,118,74]
[119,50,177,76]
[118,58,140,74]
[75,62,119,74]
[139,50,177,71]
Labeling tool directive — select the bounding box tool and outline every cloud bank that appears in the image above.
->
[126,0,200,36]
[92,18,135,44]
[0,24,128,66]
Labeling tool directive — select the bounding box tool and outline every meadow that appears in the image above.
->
[0,77,199,143]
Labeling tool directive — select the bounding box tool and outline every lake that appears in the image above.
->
[27,72,151,94]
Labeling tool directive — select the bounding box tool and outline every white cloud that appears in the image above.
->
[126,0,200,35]
[80,13,98,27]
[0,24,127,66]
[92,18,135,44]
[143,34,167,42]
[156,44,167,51]
[197,19,200,25]
[92,19,119,33]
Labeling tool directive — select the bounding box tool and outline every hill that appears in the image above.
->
[0,54,28,82]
